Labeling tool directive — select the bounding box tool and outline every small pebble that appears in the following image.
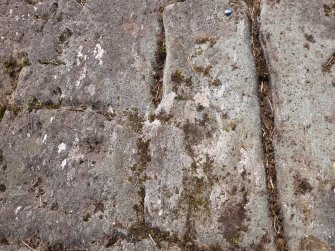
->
[225,8,233,17]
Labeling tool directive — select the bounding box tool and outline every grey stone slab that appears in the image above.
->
[143,0,276,249]
[261,0,335,249]
[0,0,173,115]
[0,109,142,249]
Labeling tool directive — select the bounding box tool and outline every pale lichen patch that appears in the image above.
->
[94,43,104,65]
[58,143,67,153]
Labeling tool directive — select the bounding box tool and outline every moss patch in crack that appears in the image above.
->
[131,138,151,222]
[2,54,30,79]
[171,69,193,100]
[191,65,212,76]
[149,111,173,123]
[7,104,22,116]
[218,193,248,248]
[28,97,61,112]
[323,4,335,17]
[151,7,166,107]
[181,174,211,213]
[0,104,6,121]
[75,0,87,6]
[38,59,65,66]
[127,222,180,248]
[245,0,286,249]
[58,28,73,44]
[195,36,217,47]
[127,109,144,133]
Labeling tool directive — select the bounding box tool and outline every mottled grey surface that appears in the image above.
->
[0,0,334,250]
[261,0,335,250]
[143,1,274,249]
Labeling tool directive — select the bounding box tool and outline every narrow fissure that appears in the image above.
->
[151,7,166,107]
[245,1,287,250]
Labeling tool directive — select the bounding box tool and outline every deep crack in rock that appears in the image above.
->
[151,7,166,107]
[245,1,287,250]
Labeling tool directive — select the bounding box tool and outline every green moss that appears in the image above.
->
[0,104,6,121]
[58,28,73,44]
[171,70,185,84]
[323,4,333,17]
[2,54,30,79]
[224,120,237,132]
[7,104,22,116]
[181,174,211,213]
[229,236,240,247]
[191,65,212,76]
[127,109,144,133]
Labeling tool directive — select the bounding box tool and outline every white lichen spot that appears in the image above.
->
[15,206,22,214]
[93,43,104,65]
[77,45,84,65]
[42,134,47,144]
[194,86,210,108]
[61,159,67,169]
[58,143,67,153]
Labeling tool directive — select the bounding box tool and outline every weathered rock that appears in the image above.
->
[261,0,335,249]
[0,0,277,249]
[143,1,275,249]
[0,109,146,249]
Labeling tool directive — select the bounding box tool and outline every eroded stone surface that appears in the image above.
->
[143,1,275,249]
[261,0,335,249]
[0,0,302,250]
[0,109,146,248]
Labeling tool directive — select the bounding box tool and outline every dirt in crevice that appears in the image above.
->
[151,7,166,107]
[245,1,287,250]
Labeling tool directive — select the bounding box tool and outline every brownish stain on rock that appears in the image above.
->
[218,194,248,247]
[294,174,313,195]
[300,235,328,251]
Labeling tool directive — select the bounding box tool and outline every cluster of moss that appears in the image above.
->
[2,54,30,79]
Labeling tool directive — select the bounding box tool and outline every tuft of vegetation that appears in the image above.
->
[2,54,31,79]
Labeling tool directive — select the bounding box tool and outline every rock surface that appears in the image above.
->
[261,0,335,250]
[0,0,334,250]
